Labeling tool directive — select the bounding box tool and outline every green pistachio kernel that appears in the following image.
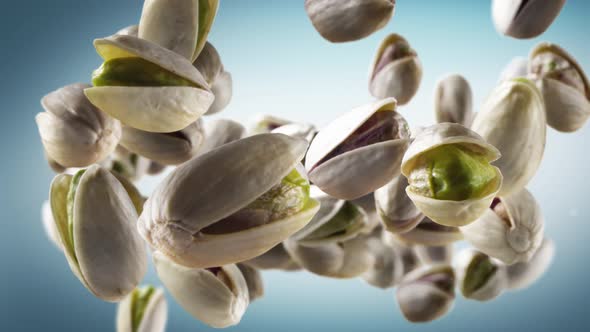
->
[92,57,197,87]
[305,202,364,240]
[66,169,86,257]
[409,144,497,201]
[462,253,497,297]
[131,286,156,332]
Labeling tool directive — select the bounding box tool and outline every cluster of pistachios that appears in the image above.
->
[36,0,583,329]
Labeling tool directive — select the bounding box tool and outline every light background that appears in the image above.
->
[1,0,589,331]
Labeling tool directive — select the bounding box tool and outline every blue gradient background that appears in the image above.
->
[1,0,589,331]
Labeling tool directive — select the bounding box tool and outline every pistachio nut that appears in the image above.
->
[395,217,463,246]
[304,0,395,43]
[49,165,147,301]
[85,34,214,133]
[460,188,544,265]
[395,264,455,323]
[120,119,204,165]
[434,74,473,126]
[361,226,403,289]
[271,122,318,143]
[472,78,546,196]
[375,175,424,234]
[241,243,301,271]
[37,83,122,168]
[492,0,565,39]
[506,238,555,290]
[248,114,293,135]
[193,42,232,115]
[369,34,422,105]
[498,56,529,83]
[104,145,151,183]
[42,200,62,250]
[455,249,508,302]
[236,263,264,302]
[198,118,245,155]
[401,123,503,227]
[153,252,248,328]
[529,42,590,132]
[116,25,139,37]
[138,0,219,61]
[138,133,319,268]
[415,245,453,265]
[116,285,167,332]
[306,98,410,200]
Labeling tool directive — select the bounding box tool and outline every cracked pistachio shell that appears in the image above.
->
[455,249,507,302]
[369,34,422,105]
[42,200,62,250]
[529,43,590,132]
[248,114,293,135]
[306,98,410,200]
[236,263,264,302]
[193,42,232,115]
[472,78,546,196]
[415,245,453,265]
[375,175,424,234]
[271,122,318,143]
[241,243,301,271]
[37,83,122,168]
[138,0,219,62]
[396,217,463,246]
[153,252,248,328]
[138,134,319,268]
[304,0,395,43]
[498,57,529,83]
[84,34,214,133]
[116,25,138,37]
[49,165,147,302]
[401,123,503,227]
[506,238,555,290]
[362,227,403,288]
[396,264,455,323]
[116,286,167,332]
[460,188,544,265]
[120,119,204,165]
[198,118,245,155]
[492,0,565,39]
[434,74,473,126]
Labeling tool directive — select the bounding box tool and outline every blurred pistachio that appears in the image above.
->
[304,0,394,43]
[369,34,422,105]
[104,146,151,182]
[42,200,62,250]
[85,34,213,133]
[49,165,147,301]
[401,123,503,227]
[153,252,249,328]
[37,83,122,168]
[498,56,529,83]
[138,0,219,61]
[198,119,245,155]
[306,98,410,200]
[193,42,233,115]
[396,264,455,323]
[395,217,463,246]
[506,238,555,290]
[241,243,301,271]
[455,249,507,302]
[415,245,453,265]
[375,175,424,234]
[236,263,265,302]
[116,285,167,332]
[271,122,318,143]
[460,188,544,265]
[362,226,403,289]
[46,153,67,174]
[472,78,546,196]
[382,234,421,276]
[138,134,319,268]
[434,74,473,126]
[116,25,138,36]
[492,0,565,39]
[146,161,167,176]
[529,42,590,132]
[248,114,293,135]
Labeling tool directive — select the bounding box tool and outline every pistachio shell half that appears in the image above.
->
[138,134,319,268]
[37,83,122,168]
[42,200,62,250]
[236,263,265,302]
[306,98,410,200]
[198,118,246,155]
[415,245,453,265]
[455,249,508,302]
[241,243,301,271]
[506,238,555,290]
[401,123,503,227]
[375,175,424,234]
[434,74,473,126]
[153,252,249,328]
[460,188,544,265]
[193,42,232,115]
[116,286,167,332]
[395,217,463,246]
[369,34,422,105]
[361,227,403,289]
[492,0,565,39]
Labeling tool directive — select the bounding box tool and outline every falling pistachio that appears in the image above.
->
[198,118,245,155]
[395,217,463,247]
[241,243,301,271]
[362,226,403,289]
[498,56,529,83]
[248,114,294,135]
[492,0,566,39]
[415,245,453,265]
[375,175,424,234]
[506,238,555,290]
[455,249,508,302]
[193,42,233,115]
[116,285,168,332]
[236,263,265,302]
[434,74,473,126]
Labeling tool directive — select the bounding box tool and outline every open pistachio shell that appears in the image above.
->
[84,34,213,133]
[306,98,410,200]
[396,217,463,246]
[506,238,555,290]
[241,243,301,271]
[472,78,546,196]
[498,57,529,83]
[434,74,473,126]
[529,42,590,132]
[248,114,294,135]
[153,252,248,328]
[116,286,167,332]
[375,175,424,234]
[236,263,264,302]
[415,245,453,265]
[460,188,544,265]
[369,34,422,105]
[42,200,62,250]
[455,249,508,302]
[492,0,565,39]
[138,134,319,268]
[193,42,232,115]
[361,226,403,289]
[198,118,245,155]
[37,83,122,168]
[401,123,503,227]
[304,0,395,43]
[49,165,147,302]
[396,264,455,323]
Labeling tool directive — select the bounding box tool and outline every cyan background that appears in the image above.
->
[1,0,589,331]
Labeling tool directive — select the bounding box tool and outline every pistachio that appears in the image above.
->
[401,123,502,227]
[236,263,265,302]
[396,217,463,246]
[375,175,424,234]
[116,25,138,37]
[116,286,167,332]
[45,153,67,174]
[306,98,410,200]
[198,118,245,155]
[248,114,293,135]
[498,57,529,83]
[415,245,453,265]
[492,0,566,39]
[41,200,62,250]
[49,165,147,301]
[241,243,301,271]
[455,249,508,302]
[193,42,233,115]
[153,252,248,328]
[361,226,403,289]
[369,34,422,105]
[434,74,473,126]
[471,78,546,196]
[146,161,167,176]
[104,145,151,183]
[506,238,555,290]
[36,83,122,168]
[271,123,318,143]
[304,0,395,43]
